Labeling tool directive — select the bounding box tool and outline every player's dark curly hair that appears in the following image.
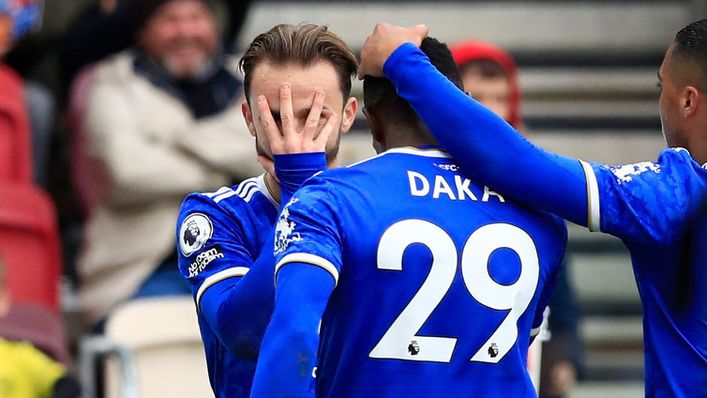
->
[363,37,463,122]
[673,18,707,82]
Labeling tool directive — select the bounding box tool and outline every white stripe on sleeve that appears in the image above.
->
[275,253,339,287]
[196,266,249,308]
[579,160,601,232]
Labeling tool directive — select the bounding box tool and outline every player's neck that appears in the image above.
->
[382,127,438,150]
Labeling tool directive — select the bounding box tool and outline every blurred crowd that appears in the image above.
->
[0,1,584,397]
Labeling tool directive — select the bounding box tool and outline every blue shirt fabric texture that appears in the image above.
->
[383,42,707,397]
[178,175,278,397]
[176,153,326,397]
[268,147,567,397]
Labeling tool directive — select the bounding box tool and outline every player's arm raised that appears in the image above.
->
[250,262,335,398]
[358,24,591,227]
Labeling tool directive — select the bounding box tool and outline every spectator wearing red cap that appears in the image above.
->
[451,41,523,129]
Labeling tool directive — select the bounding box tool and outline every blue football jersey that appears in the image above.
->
[177,175,278,398]
[273,147,567,397]
[580,147,707,396]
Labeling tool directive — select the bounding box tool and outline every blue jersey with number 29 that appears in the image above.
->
[273,147,567,397]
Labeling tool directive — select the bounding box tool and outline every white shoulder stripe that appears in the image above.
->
[242,185,259,203]
[213,180,256,204]
[234,178,257,197]
[196,267,249,307]
[579,160,601,232]
[275,253,339,287]
[214,190,237,203]
[203,186,231,199]
[238,183,257,198]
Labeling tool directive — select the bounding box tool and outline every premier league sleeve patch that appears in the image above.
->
[180,213,214,257]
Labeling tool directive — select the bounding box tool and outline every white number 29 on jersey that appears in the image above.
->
[369,219,540,364]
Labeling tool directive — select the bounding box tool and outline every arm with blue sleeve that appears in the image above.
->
[383,43,591,227]
[250,180,341,398]
[275,152,326,205]
[191,153,327,358]
[250,263,336,398]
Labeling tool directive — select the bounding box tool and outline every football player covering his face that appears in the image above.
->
[175,23,357,398]
[252,37,567,398]
[242,59,357,202]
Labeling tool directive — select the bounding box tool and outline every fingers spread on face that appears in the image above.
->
[280,82,295,137]
[255,95,284,154]
[303,90,326,144]
[312,112,339,152]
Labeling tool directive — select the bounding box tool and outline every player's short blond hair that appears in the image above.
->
[239,23,358,101]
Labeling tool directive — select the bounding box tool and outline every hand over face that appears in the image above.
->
[254,82,339,156]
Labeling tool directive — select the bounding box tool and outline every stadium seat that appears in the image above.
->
[0,64,33,184]
[0,183,61,310]
[79,297,212,398]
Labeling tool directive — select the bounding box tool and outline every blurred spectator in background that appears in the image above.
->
[451,41,522,129]
[76,0,261,329]
[451,41,585,398]
[59,0,253,90]
[0,255,80,398]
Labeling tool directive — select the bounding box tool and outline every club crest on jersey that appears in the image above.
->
[179,213,214,257]
[274,198,302,254]
[610,162,660,184]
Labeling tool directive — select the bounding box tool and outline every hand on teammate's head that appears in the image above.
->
[358,23,429,79]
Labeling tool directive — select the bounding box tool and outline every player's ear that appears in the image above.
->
[242,100,257,137]
[682,86,700,118]
[339,97,358,134]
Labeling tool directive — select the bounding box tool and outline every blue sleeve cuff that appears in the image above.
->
[274,152,327,205]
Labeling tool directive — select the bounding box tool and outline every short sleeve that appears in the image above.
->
[580,148,707,244]
[273,178,343,286]
[177,193,255,307]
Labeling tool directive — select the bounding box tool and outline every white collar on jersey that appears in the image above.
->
[384,147,451,158]
[256,173,279,208]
